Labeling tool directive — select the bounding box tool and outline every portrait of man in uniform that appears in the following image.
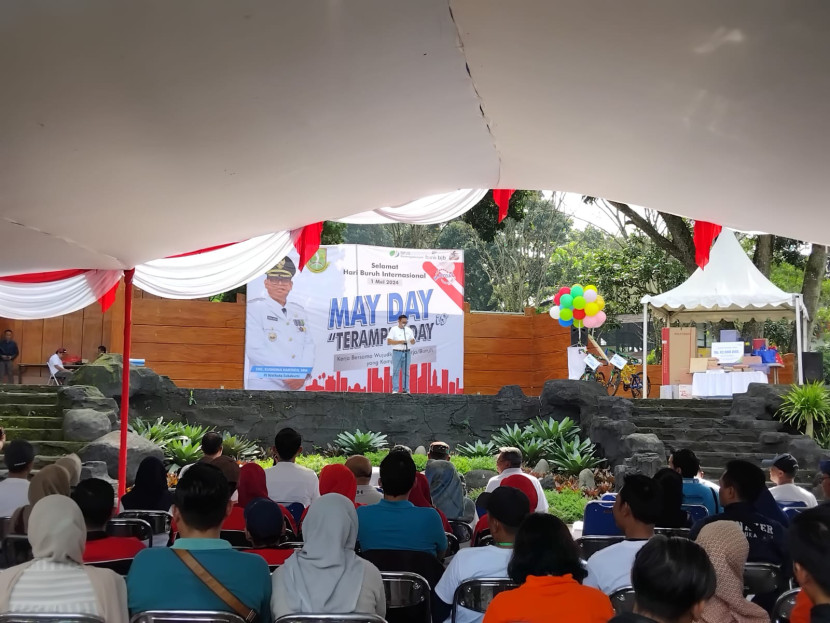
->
[245,257,315,390]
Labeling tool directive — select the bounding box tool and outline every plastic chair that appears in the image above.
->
[681,505,709,523]
[577,535,624,559]
[445,533,460,557]
[107,518,154,545]
[447,520,472,544]
[0,615,103,623]
[275,616,386,623]
[600,493,617,501]
[284,503,305,525]
[743,563,783,597]
[220,530,252,548]
[772,587,800,623]
[86,557,133,575]
[1,535,32,568]
[450,578,517,623]
[783,507,805,520]
[473,529,491,548]
[654,527,691,538]
[609,587,636,614]
[582,501,621,536]
[118,511,173,535]
[46,372,61,386]
[381,571,431,623]
[776,501,807,510]
[130,612,247,623]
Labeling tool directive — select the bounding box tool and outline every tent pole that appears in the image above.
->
[795,295,804,385]
[642,303,648,399]
[117,269,135,501]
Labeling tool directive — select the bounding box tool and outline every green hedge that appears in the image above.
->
[264,452,497,475]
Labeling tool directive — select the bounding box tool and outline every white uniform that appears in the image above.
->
[246,296,315,390]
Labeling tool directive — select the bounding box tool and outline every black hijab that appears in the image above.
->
[121,456,174,511]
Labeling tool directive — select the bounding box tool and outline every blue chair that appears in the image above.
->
[783,507,805,520]
[601,493,617,502]
[776,500,807,509]
[682,504,709,523]
[582,501,621,536]
[284,503,305,525]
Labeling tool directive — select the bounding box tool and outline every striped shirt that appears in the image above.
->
[9,559,98,615]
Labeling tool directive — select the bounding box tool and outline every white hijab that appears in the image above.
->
[29,495,86,564]
[277,493,365,613]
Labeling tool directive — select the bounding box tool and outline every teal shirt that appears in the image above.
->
[357,499,448,556]
[127,538,272,622]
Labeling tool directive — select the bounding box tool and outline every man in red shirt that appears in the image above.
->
[244,497,294,566]
[72,478,145,562]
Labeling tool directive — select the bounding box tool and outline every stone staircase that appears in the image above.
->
[0,385,86,472]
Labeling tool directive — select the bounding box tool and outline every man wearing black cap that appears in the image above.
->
[764,453,817,507]
[0,440,34,516]
[434,487,531,623]
[246,257,315,391]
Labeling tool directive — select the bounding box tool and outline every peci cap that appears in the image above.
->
[820,460,830,477]
[57,347,67,354]
[244,497,283,543]
[266,257,296,280]
[4,439,35,472]
[486,486,531,529]
[762,453,799,475]
[428,441,450,459]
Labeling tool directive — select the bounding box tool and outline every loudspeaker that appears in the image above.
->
[802,351,824,383]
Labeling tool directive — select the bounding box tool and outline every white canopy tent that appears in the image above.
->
[640,230,807,396]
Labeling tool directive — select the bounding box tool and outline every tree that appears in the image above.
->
[461,190,536,243]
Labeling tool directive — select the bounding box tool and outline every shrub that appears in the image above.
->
[456,440,497,457]
[545,489,588,524]
[451,455,498,474]
[777,382,830,438]
[550,437,604,475]
[525,417,578,444]
[296,454,346,474]
[165,439,203,472]
[130,417,176,446]
[222,433,262,461]
[491,424,528,449]
[334,430,388,455]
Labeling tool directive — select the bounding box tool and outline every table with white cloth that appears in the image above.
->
[691,371,768,397]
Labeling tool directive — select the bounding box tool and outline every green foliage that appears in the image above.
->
[334,430,388,455]
[165,439,203,472]
[450,455,498,474]
[490,420,597,470]
[550,437,604,475]
[296,454,346,473]
[777,382,830,438]
[491,424,529,450]
[525,417,578,444]
[456,440,498,458]
[222,433,262,461]
[518,438,555,466]
[130,417,175,446]
[176,423,214,446]
[545,489,588,524]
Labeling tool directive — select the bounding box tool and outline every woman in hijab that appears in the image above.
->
[10,464,71,534]
[271,493,385,619]
[225,463,298,535]
[298,464,359,528]
[121,456,173,511]
[425,460,465,520]
[695,521,770,623]
[55,454,82,488]
[0,496,128,622]
[653,467,691,528]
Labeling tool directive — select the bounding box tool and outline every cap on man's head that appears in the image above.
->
[820,459,830,477]
[57,347,67,354]
[266,257,296,280]
[487,486,531,529]
[4,440,34,472]
[208,455,241,485]
[762,453,799,475]
[428,442,450,459]
[244,497,284,542]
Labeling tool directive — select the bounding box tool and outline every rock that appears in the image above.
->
[57,385,119,430]
[622,452,664,478]
[729,396,768,419]
[588,417,637,467]
[597,396,633,421]
[63,408,112,442]
[758,431,790,446]
[80,461,110,480]
[414,445,427,456]
[734,384,789,420]
[539,474,555,490]
[533,459,550,475]
[621,433,666,458]
[79,431,164,485]
[539,379,609,433]
[578,468,596,490]
[785,436,830,478]
[613,465,627,491]
[465,469,497,490]
[496,385,526,399]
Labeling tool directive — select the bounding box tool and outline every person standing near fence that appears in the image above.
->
[0,330,19,384]
[387,314,415,393]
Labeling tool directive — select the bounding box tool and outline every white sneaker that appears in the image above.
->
[392,390,398,394]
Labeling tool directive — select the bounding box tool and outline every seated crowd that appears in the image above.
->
[0,431,829,623]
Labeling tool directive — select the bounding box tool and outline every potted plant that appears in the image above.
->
[777,381,830,439]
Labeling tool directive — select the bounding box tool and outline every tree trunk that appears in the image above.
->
[744,235,775,340]
[790,243,828,351]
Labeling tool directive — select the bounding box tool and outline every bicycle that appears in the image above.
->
[606,357,644,398]
[579,364,606,386]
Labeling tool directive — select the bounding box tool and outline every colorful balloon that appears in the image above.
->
[560,307,573,321]
[558,286,570,296]
[573,296,586,310]
[583,315,599,329]
[596,295,605,311]
[570,284,584,298]
[549,305,561,320]
[595,310,607,326]
[573,308,586,320]
[573,318,584,329]
[553,293,562,306]
[585,285,598,293]
[585,302,599,316]
[559,318,573,327]
[560,294,574,309]
[583,289,598,303]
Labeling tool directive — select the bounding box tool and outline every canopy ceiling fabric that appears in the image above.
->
[641,230,802,323]
[2,0,830,276]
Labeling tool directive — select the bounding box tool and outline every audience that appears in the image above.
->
[392,444,454,532]
[72,478,146,563]
[484,447,548,513]
[483,513,613,623]
[346,455,383,505]
[670,449,720,515]
[694,521,769,623]
[55,453,83,488]
[426,459,465,521]
[244,498,293,566]
[299,463,359,526]
[265,427,319,508]
[0,495,129,622]
[10,464,71,534]
[127,463,271,620]
[0,440,34,517]
[789,505,830,623]
[435,487,531,623]
[653,467,691,529]
[356,450,447,557]
[690,460,787,568]
[764,453,817,507]
[121,456,174,511]
[609,535,716,623]
[473,474,538,543]
[272,494,385,620]
[427,441,451,462]
[585,474,661,594]
[227,463,298,535]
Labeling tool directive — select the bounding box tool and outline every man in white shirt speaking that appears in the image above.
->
[763,453,817,507]
[387,314,415,393]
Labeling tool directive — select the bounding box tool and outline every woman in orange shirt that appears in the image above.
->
[483,513,614,623]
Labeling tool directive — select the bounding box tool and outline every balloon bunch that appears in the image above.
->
[549,284,607,329]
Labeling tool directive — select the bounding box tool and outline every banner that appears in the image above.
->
[245,244,464,393]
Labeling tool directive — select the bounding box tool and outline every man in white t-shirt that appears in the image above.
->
[47,347,73,384]
[264,427,319,508]
[763,453,818,507]
[484,447,548,513]
[585,474,660,594]
[387,314,415,393]
[434,486,531,623]
[0,440,34,517]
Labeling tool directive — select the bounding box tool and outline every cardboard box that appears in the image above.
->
[660,385,675,399]
[743,355,762,366]
[690,358,709,373]
[665,327,697,385]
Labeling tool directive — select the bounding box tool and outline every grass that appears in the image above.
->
[545,489,588,524]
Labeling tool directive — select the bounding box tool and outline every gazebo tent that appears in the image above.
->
[640,230,807,396]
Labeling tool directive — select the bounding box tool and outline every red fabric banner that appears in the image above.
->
[493,189,515,223]
[693,221,723,269]
[165,241,238,258]
[0,269,87,283]
[293,222,324,271]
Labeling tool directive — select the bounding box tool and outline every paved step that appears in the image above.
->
[630,416,781,432]
[673,441,769,454]
[633,404,733,419]
[0,392,59,406]
[26,441,85,455]
[0,385,58,395]
[645,427,763,443]
[3,428,65,442]
[695,451,772,465]
[0,416,64,429]
[0,404,62,418]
